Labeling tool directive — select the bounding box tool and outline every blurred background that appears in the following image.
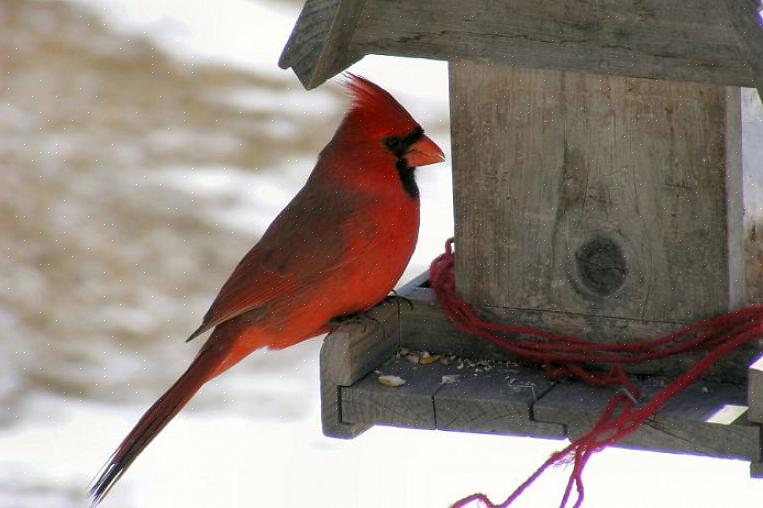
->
[1,1,763,507]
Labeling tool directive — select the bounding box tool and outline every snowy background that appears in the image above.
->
[1,1,763,507]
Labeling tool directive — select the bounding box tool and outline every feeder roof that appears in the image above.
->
[279,0,763,98]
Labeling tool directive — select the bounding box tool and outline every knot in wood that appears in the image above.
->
[574,236,628,297]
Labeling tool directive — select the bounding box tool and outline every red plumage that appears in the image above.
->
[89,74,444,505]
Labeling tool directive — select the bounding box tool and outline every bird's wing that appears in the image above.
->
[187,182,370,340]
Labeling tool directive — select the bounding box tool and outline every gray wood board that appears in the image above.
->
[320,301,400,438]
[341,354,565,437]
[450,61,743,323]
[398,282,759,384]
[279,0,365,88]
[338,336,760,461]
[436,366,565,437]
[352,0,755,87]
[534,376,762,460]
[341,355,453,429]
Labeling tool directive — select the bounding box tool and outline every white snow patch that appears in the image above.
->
[4,391,762,508]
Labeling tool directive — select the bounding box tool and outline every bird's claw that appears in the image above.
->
[329,313,381,333]
[384,289,414,310]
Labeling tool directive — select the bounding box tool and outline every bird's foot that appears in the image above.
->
[329,313,381,333]
[384,289,414,310]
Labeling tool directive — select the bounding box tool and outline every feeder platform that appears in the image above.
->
[322,274,763,477]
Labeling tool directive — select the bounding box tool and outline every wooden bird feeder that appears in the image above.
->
[280,0,763,476]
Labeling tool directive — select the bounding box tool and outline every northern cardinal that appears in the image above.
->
[88,74,444,505]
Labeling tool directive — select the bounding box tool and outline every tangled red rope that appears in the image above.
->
[429,238,763,508]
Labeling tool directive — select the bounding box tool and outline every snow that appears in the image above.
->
[3,387,761,508]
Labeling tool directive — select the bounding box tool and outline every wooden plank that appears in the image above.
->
[352,0,755,87]
[328,289,761,461]
[399,285,517,362]
[398,278,758,383]
[341,355,459,429]
[450,60,741,322]
[749,354,763,423]
[435,364,565,437]
[278,0,366,89]
[724,0,763,100]
[534,377,762,460]
[342,353,566,437]
[447,61,758,382]
[320,301,399,438]
[334,315,760,461]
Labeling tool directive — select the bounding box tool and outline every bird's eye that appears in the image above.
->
[383,137,401,150]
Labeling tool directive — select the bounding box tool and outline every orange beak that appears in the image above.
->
[405,135,445,167]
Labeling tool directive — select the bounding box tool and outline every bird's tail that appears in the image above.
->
[88,340,232,506]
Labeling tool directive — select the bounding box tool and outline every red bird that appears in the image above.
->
[89,74,444,505]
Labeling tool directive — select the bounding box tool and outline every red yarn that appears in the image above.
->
[429,238,763,508]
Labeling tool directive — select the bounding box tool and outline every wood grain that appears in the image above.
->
[435,365,565,437]
[534,376,762,460]
[320,301,399,438]
[399,276,759,383]
[450,60,746,333]
[341,355,453,429]
[278,0,366,89]
[352,0,755,87]
[325,281,762,464]
[333,304,761,461]
[341,354,566,436]
[450,60,742,320]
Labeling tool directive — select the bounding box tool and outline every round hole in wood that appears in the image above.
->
[574,236,628,297]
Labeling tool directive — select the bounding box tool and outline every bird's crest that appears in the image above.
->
[341,73,418,133]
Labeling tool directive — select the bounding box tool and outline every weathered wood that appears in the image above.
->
[451,60,743,321]
[398,284,518,362]
[399,276,759,383]
[749,354,763,423]
[435,365,565,437]
[320,301,399,438]
[278,0,366,89]
[724,0,763,100]
[331,310,761,462]
[534,377,762,460]
[341,355,455,429]
[322,284,763,466]
[447,61,757,381]
[281,0,760,89]
[350,0,755,87]
[341,353,566,436]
